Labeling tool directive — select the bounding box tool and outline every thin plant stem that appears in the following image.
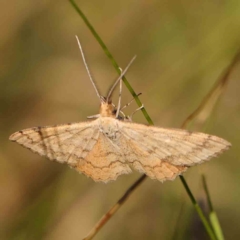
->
[181,50,240,130]
[202,175,225,240]
[82,175,146,240]
[69,1,223,239]
[202,175,214,212]
[179,176,217,240]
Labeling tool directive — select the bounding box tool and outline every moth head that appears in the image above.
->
[87,97,117,119]
[75,36,136,120]
[99,97,116,118]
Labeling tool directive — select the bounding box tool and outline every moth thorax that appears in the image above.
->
[99,102,116,118]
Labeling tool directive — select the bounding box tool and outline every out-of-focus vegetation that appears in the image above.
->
[1,1,240,239]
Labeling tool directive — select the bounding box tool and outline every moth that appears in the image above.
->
[9,37,231,183]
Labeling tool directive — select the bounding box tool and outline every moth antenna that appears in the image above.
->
[107,55,136,102]
[75,36,101,101]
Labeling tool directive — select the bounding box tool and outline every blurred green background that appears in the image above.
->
[1,1,240,239]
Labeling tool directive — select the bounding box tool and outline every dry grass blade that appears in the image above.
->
[181,50,240,129]
[82,175,146,240]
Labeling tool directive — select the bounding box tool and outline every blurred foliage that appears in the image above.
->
[1,1,240,239]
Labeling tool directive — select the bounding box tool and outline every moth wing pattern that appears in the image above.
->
[118,121,231,181]
[9,121,98,167]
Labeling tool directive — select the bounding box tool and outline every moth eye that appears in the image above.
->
[117,116,124,120]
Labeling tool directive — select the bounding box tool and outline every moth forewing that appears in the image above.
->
[118,120,231,166]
